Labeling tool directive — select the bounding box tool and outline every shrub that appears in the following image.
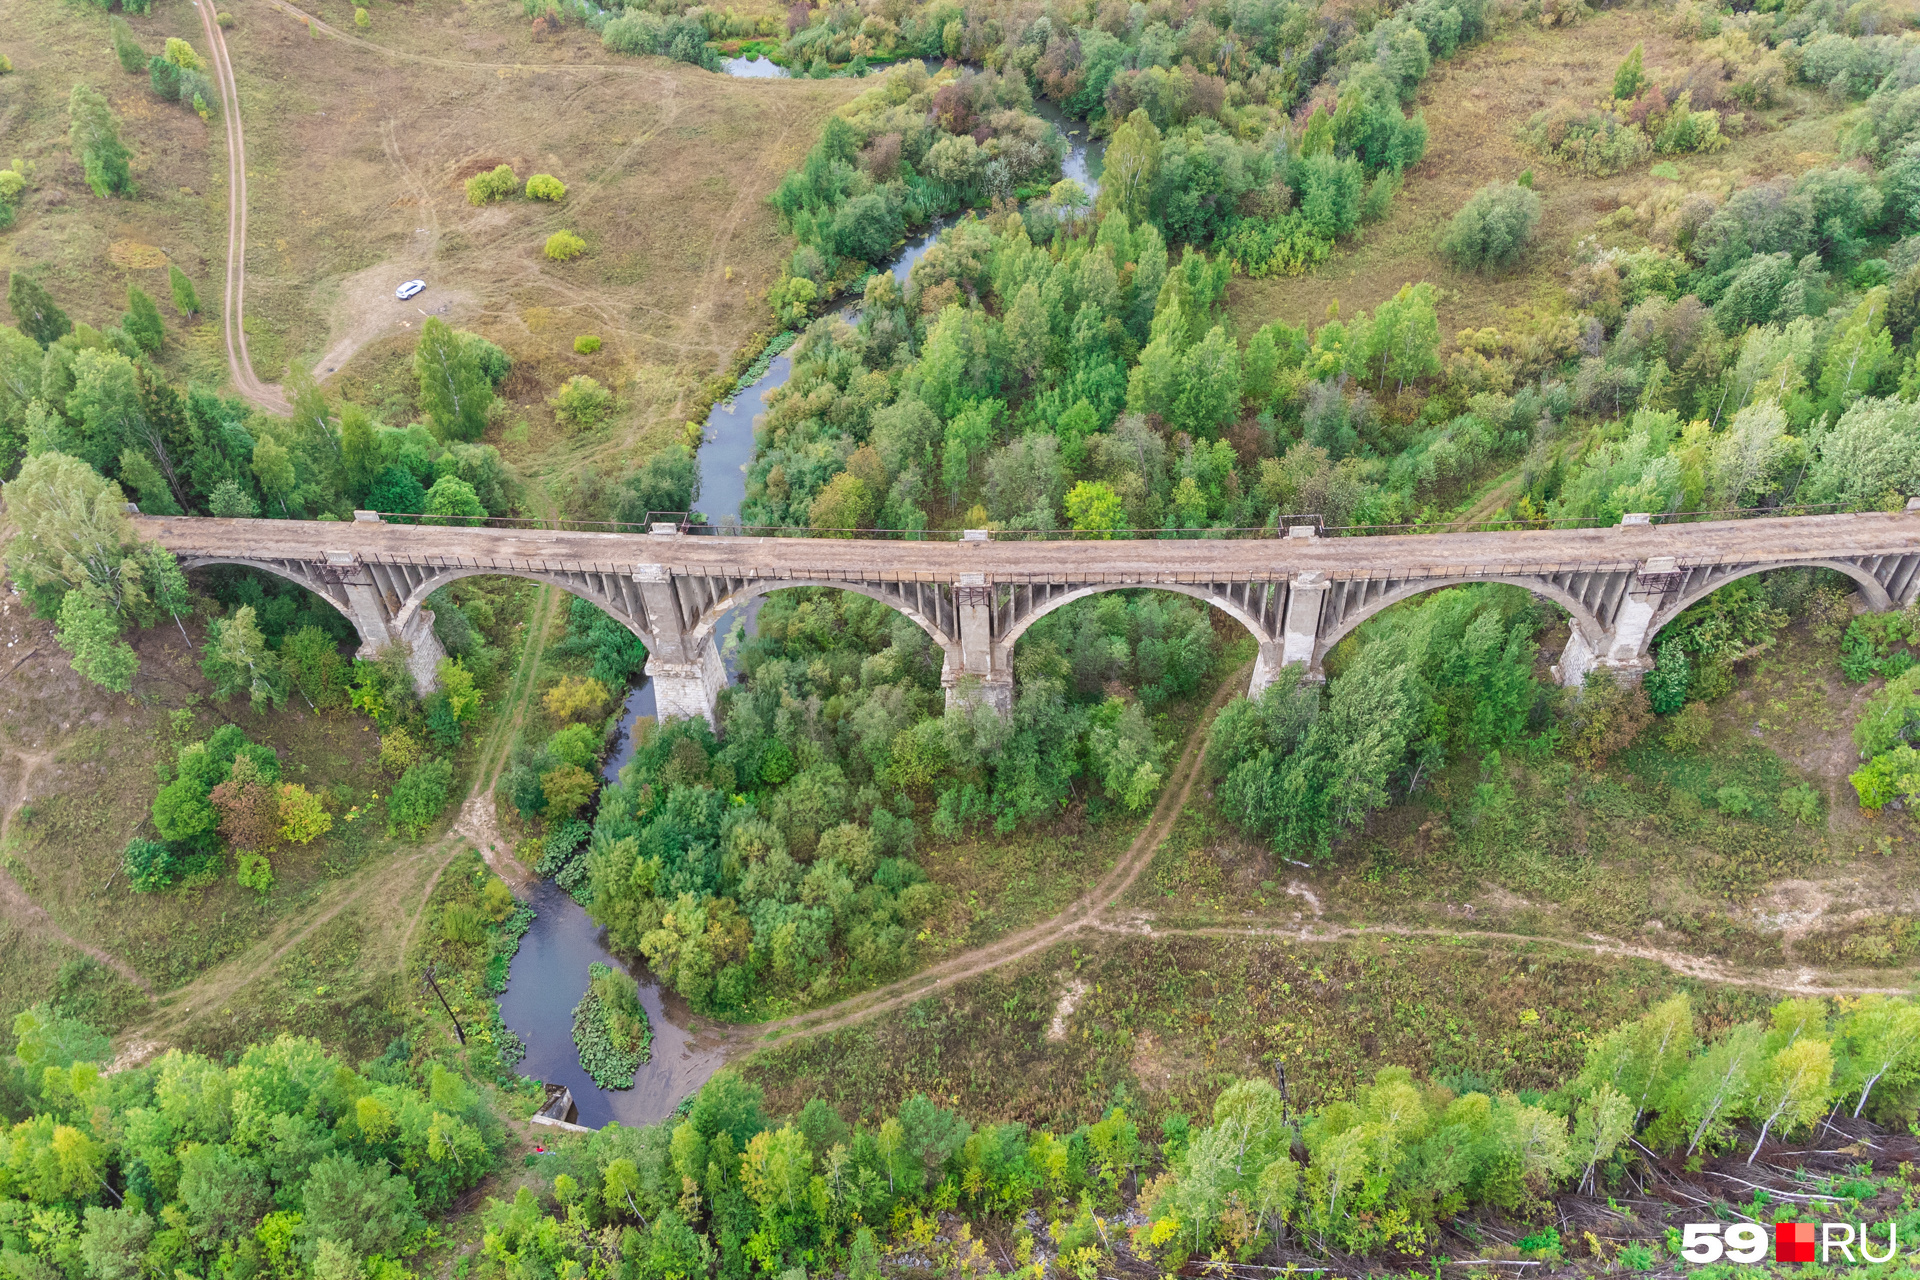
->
[0,55,12,75]
[1562,670,1652,764]
[387,756,454,838]
[164,38,204,71]
[1440,182,1542,271]
[550,375,612,429]
[601,11,719,70]
[1780,782,1821,825]
[526,173,567,201]
[378,727,425,776]
[482,879,518,921]
[548,722,602,771]
[544,230,587,261]
[465,163,518,206]
[441,902,486,945]
[354,7,370,28]
[544,675,611,722]
[1654,94,1726,156]
[1662,700,1712,753]
[540,764,597,818]
[236,850,274,895]
[1643,642,1689,715]
[111,18,146,74]
[276,783,332,844]
[1219,213,1333,278]
[1612,45,1645,103]
[1714,784,1754,816]
[123,837,180,892]
[1525,103,1651,176]
[573,334,601,354]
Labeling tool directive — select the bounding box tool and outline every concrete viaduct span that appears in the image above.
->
[137,510,1920,725]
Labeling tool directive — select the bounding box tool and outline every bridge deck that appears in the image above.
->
[137,511,1920,582]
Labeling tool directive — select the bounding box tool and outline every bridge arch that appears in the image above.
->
[687,579,960,663]
[1642,557,1894,657]
[994,581,1277,662]
[391,567,659,650]
[1311,575,1608,667]
[178,557,356,625]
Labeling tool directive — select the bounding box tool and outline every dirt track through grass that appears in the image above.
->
[124,579,563,1052]
[198,0,289,415]
[0,749,154,997]
[738,664,1254,1050]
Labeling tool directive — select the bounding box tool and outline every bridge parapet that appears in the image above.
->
[142,510,1920,724]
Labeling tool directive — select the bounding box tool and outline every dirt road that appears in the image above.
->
[195,0,290,415]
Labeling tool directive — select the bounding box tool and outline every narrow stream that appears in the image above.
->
[497,104,1101,1129]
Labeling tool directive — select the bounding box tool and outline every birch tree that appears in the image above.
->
[1745,1038,1834,1164]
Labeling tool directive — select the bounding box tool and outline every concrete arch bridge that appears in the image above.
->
[140,510,1920,725]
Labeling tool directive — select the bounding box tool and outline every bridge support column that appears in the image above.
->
[1280,572,1330,676]
[649,642,727,725]
[1248,641,1286,699]
[635,564,724,727]
[1556,560,1666,687]
[945,573,1013,716]
[398,608,448,694]
[335,555,445,694]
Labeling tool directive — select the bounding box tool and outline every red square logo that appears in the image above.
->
[1775,1222,1816,1263]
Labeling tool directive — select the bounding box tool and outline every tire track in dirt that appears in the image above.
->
[0,750,154,997]
[1086,919,1915,998]
[127,577,562,1051]
[738,666,1252,1049]
[451,585,560,892]
[196,0,290,415]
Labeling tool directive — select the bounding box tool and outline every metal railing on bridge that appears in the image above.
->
[345,500,1894,539]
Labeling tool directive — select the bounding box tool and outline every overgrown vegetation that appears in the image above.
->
[575,585,1214,1015]
[570,961,652,1088]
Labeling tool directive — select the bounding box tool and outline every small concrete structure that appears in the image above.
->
[143,508,1920,724]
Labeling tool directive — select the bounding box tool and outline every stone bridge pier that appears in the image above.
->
[147,509,1920,729]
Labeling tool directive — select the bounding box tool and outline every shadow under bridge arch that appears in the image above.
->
[1640,555,1917,660]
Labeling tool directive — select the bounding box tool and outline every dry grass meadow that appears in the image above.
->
[1228,8,1866,346]
[3,0,860,492]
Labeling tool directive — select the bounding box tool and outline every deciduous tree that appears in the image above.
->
[67,83,134,198]
[202,605,288,710]
[412,317,492,442]
[168,265,200,319]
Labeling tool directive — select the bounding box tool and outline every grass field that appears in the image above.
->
[744,928,1778,1129]
[1228,9,1861,354]
[223,0,862,490]
[3,0,861,503]
[0,2,230,384]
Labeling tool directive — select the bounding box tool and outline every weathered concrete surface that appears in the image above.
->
[144,511,1920,720]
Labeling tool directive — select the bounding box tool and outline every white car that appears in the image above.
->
[395,279,426,301]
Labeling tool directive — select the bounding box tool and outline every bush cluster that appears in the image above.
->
[1440,181,1542,272]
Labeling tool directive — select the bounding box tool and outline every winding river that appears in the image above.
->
[494,82,1102,1127]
